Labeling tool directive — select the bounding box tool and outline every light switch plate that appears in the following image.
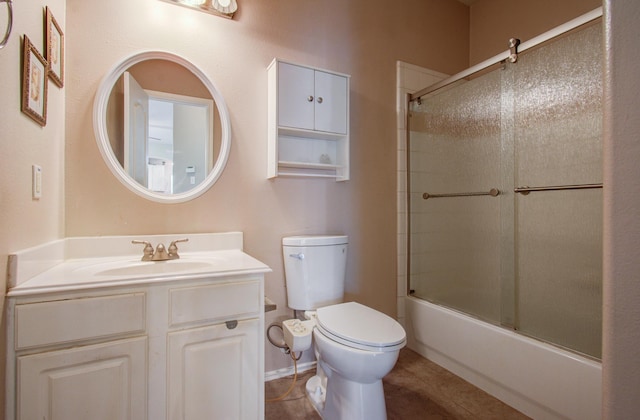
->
[32,165,42,199]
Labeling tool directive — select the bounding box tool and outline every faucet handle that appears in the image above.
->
[132,240,154,261]
[168,238,189,259]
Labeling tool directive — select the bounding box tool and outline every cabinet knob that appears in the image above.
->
[317,97,323,104]
[307,95,314,102]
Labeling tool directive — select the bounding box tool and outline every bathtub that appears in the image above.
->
[405,296,602,420]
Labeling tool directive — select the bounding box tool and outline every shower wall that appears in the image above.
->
[407,22,602,358]
[396,61,448,330]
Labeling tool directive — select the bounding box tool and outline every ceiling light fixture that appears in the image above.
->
[160,0,237,19]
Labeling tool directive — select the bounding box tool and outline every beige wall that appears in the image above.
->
[63,0,468,373]
[469,0,601,65]
[602,0,640,416]
[0,0,66,410]
[0,0,66,287]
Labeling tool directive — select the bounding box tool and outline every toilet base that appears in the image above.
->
[305,375,325,417]
[305,373,387,420]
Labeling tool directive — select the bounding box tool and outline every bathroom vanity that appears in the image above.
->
[4,232,270,420]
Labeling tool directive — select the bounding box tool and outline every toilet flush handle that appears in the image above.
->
[289,253,305,260]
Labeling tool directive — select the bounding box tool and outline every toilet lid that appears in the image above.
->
[316,302,406,352]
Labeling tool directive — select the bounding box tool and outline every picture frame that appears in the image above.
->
[46,7,64,88]
[21,35,48,126]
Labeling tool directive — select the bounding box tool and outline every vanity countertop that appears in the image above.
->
[7,232,271,297]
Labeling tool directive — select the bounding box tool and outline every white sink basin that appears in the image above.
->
[7,233,273,296]
[73,257,223,278]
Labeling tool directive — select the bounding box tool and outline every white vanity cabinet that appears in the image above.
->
[268,58,350,180]
[5,274,265,420]
[8,292,148,420]
[167,320,259,419]
[18,337,148,419]
[165,278,263,420]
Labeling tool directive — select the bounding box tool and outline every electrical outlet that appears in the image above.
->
[32,165,42,199]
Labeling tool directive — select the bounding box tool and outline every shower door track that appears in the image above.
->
[408,7,603,102]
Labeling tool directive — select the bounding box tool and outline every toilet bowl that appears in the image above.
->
[281,236,406,419]
[304,302,406,420]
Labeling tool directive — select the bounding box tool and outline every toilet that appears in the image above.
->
[282,235,406,420]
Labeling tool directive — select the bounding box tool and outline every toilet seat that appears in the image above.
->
[316,302,406,352]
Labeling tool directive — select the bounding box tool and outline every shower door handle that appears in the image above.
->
[514,183,603,195]
[422,188,500,199]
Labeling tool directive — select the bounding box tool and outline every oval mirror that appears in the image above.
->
[93,51,231,203]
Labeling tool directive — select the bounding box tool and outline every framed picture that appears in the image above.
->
[46,7,64,88]
[21,35,48,126]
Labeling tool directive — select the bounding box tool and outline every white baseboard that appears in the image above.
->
[265,361,317,382]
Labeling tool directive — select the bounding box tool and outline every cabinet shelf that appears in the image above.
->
[268,58,350,181]
[278,161,341,170]
[277,126,345,141]
[277,161,346,180]
[277,172,342,179]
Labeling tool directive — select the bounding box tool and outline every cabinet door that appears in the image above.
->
[314,70,348,134]
[167,319,260,420]
[278,62,315,131]
[17,337,147,420]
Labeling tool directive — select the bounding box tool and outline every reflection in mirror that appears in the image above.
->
[144,89,214,194]
[108,64,218,194]
[94,51,230,203]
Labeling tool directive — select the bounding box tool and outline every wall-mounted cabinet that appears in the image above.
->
[268,59,350,180]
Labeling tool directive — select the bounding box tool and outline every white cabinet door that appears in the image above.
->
[278,62,348,134]
[167,319,260,420]
[314,69,348,134]
[17,337,147,420]
[278,62,315,131]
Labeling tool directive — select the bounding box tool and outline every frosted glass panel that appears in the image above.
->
[408,70,503,323]
[408,22,602,358]
[514,24,603,187]
[514,24,602,358]
[516,190,602,357]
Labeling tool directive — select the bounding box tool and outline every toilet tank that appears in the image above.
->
[282,235,348,310]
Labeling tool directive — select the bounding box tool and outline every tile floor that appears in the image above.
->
[265,348,530,419]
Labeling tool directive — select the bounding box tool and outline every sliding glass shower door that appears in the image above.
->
[408,22,602,358]
[512,24,603,357]
[408,69,504,324]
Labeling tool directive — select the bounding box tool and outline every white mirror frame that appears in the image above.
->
[93,50,231,203]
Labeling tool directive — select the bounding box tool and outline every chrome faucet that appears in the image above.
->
[132,238,189,261]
